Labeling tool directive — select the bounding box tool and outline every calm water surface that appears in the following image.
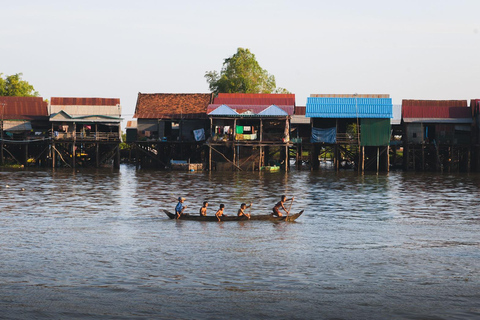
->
[0,165,479,319]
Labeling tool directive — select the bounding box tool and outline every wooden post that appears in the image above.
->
[52,141,56,168]
[296,143,301,170]
[376,146,379,173]
[259,146,262,171]
[135,143,140,169]
[72,123,76,168]
[468,147,471,172]
[25,143,28,166]
[96,142,100,168]
[285,145,288,172]
[387,146,390,172]
[362,146,365,173]
[114,145,120,169]
[421,143,425,171]
[260,119,263,142]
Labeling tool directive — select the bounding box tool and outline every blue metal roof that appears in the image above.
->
[258,105,289,116]
[306,97,393,118]
[208,104,238,115]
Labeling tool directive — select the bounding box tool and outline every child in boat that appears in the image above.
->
[199,201,208,216]
[215,204,226,221]
[175,197,187,219]
[272,195,294,217]
[237,203,252,219]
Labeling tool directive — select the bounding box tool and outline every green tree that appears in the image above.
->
[0,73,39,97]
[205,48,289,95]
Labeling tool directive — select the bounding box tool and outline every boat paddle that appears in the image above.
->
[286,197,294,218]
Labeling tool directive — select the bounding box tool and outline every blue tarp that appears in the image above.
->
[311,127,336,143]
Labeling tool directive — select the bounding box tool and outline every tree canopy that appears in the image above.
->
[0,73,39,97]
[205,48,289,95]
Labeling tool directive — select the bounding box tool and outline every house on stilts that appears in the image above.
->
[0,96,50,167]
[49,97,122,168]
[306,94,393,172]
[402,100,472,172]
[206,93,295,171]
[132,93,214,169]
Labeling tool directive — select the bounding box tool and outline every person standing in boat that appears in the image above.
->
[215,204,226,221]
[175,197,188,219]
[237,203,252,219]
[272,195,294,217]
[199,201,208,216]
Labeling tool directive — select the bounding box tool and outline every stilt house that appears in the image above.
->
[471,99,480,171]
[206,93,295,171]
[290,105,311,169]
[402,100,472,172]
[49,97,122,168]
[0,96,49,166]
[306,94,393,172]
[132,93,214,169]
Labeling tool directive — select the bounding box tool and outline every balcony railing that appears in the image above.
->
[53,132,120,141]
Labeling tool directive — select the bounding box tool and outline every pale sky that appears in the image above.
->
[2,0,480,125]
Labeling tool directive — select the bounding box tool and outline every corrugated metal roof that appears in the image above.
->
[51,97,120,106]
[214,93,295,106]
[50,110,122,123]
[306,97,393,118]
[208,104,294,115]
[49,105,122,117]
[3,120,32,131]
[392,104,402,125]
[0,96,48,120]
[402,100,470,121]
[295,106,306,115]
[291,115,310,124]
[208,104,238,115]
[258,105,288,116]
[311,94,390,98]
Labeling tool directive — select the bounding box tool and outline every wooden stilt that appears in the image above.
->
[376,146,379,173]
[361,146,365,173]
[285,145,288,172]
[387,146,390,172]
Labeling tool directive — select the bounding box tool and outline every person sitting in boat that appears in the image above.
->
[199,201,208,216]
[175,197,187,219]
[215,204,226,221]
[272,195,294,217]
[237,203,252,219]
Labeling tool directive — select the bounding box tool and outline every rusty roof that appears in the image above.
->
[134,93,214,119]
[402,100,471,121]
[0,96,48,120]
[295,106,306,115]
[51,97,120,106]
[213,93,295,106]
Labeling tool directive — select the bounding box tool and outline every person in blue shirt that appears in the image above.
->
[175,197,187,219]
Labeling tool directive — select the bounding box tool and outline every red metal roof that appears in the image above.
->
[402,100,471,119]
[0,96,48,120]
[134,93,214,119]
[470,99,480,116]
[51,97,120,106]
[213,93,295,106]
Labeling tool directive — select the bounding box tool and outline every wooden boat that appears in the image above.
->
[163,209,304,222]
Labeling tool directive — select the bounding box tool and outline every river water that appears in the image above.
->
[0,165,479,319]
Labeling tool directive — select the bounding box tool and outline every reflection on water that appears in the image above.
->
[0,166,479,319]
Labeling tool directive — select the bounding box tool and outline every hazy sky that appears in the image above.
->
[2,0,480,123]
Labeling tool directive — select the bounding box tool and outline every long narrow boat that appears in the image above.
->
[163,209,304,222]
